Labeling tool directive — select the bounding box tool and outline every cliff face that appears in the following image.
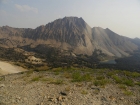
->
[0,17,139,57]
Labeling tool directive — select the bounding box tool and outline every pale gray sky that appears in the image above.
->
[0,0,140,38]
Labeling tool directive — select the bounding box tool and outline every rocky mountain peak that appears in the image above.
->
[0,16,139,57]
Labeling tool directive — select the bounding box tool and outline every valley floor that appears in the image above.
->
[0,69,140,105]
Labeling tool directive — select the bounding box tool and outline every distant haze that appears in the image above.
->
[0,0,140,38]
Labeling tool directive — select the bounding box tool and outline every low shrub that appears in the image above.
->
[119,85,127,90]
[49,79,64,85]
[112,75,122,84]
[81,90,88,95]
[123,90,133,96]
[72,72,92,82]
[31,77,40,81]
[123,79,134,86]
[94,79,109,86]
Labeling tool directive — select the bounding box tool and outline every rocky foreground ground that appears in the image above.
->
[0,69,140,105]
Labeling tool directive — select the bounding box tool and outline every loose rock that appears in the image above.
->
[0,84,5,88]
[60,91,67,96]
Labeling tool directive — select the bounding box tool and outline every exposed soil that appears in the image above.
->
[0,61,27,75]
[0,70,139,105]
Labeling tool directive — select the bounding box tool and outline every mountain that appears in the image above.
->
[0,17,139,57]
[91,27,138,57]
[0,26,33,47]
[23,17,94,55]
[132,38,140,48]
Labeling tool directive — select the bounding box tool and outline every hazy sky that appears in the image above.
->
[0,0,140,38]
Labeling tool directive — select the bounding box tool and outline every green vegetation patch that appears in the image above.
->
[131,72,140,78]
[31,77,40,81]
[119,84,127,90]
[0,77,4,81]
[31,75,43,82]
[123,90,133,96]
[94,79,109,87]
[123,79,134,86]
[135,82,140,86]
[111,75,134,86]
[49,79,64,85]
[106,71,116,77]
[72,72,92,82]
[26,70,34,77]
[112,75,122,84]
[81,90,88,95]
[96,76,105,80]
[23,66,140,88]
